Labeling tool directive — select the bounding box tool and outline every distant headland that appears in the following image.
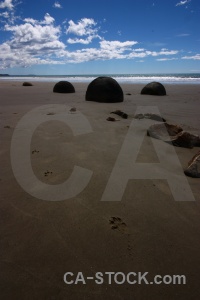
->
[0,74,10,77]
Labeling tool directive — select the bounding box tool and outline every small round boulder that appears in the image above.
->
[53,81,75,93]
[85,76,123,103]
[141,82,166,96]
[23,82,33,86]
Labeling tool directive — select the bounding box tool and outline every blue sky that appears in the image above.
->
[0,0,199,74]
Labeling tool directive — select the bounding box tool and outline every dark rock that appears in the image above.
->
[22,82,33,86]
[146,114,166,122]
[147,122,200,148]
[184,151,200,178]
[107,117,119,122]
[171,132,200,148]
[111,110,128,119]
[135,113,166,122]
[134,113,144,119]
[85,76,123,103]
[141,81,166,96]
[53,81,75,93]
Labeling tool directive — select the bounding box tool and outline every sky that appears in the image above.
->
[0,0,199,75]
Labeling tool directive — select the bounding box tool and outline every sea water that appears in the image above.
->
[0,73,200,84]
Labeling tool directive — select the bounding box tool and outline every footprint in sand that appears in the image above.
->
[4,125,11,129]
[44,170,53,177]
[47,112,55,115]
[32,149,39,154]
[109,217,128,233]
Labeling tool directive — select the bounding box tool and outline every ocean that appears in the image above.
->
[0,73,200,84]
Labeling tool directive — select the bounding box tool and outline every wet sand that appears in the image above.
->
[0,81,200,299]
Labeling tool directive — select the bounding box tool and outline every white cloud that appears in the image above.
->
[0,11,9,17]
[67,36,94,45]
[177,33,190,37]
[0,15,186,69]
[66,18,101,44]
[0,42,64,69]
[156,58,177,61]
[0,0,14,10]
[66,18,97,36]
[128,49,178,59]
[0,15,66,66]
[176,0,190,6]
[134,48,146,52]
[24,13,55,25]
[100,40,138,50]
[182,54,200,60]
[53,1,62,8]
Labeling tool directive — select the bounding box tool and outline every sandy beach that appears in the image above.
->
[0,81,200,299]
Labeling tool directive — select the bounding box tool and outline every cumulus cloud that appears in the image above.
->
[24,13,55,25]
[0,0,18,23]
[53,1,62,8]
[66,18,101,44]
[0,15,183,69]
[176,0,190,6]
[0,11,9,17]
[58,40,139,63]
[0,14,66,68]
[0,41,65,69]
[0,0,14,10]
[67,36,95,45]
[66,18,97,36]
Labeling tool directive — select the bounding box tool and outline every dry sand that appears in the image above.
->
[0,81,200,299]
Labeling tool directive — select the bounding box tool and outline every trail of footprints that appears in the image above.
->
[31,149,52,177]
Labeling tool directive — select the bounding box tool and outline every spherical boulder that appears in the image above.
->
[141,82,166,96]
[22,82,33,86]
[53,81,75,93]
[85,76,123,103]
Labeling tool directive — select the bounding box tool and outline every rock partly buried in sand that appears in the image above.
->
[184,151,200,178]
[53,81,75,93]
[22,82,33,86]
[147,123,200,148]
[111,110,128,119]
[107,116,119,122]
[171,132,200,148]
[85,76,123,103]
[141,81,166,96]
[134,113,166,122]
[147,123,183,140]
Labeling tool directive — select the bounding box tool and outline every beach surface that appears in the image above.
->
[0,81,200,299]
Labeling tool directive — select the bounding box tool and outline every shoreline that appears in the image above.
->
[1,73,200,85]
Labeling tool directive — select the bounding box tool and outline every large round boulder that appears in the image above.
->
[53,81,75,93]
[141,82,166,96]
[85,77,124,103]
